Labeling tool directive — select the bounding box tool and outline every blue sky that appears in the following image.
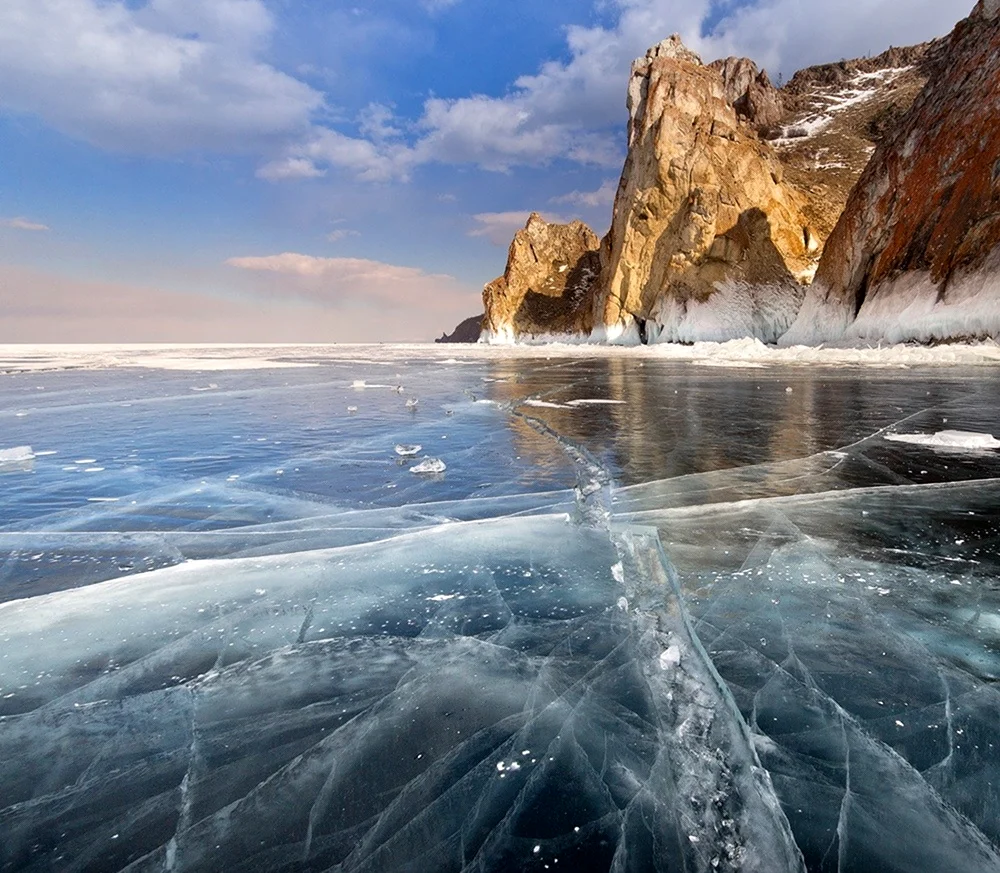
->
[0,0,972,342]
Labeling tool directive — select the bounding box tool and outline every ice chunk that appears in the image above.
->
[0,446,34,462]
[394,444,422,457]
[0,445,35,473]
[885,430,1000,451]
[410,458,446,474]
[405,397,419,408]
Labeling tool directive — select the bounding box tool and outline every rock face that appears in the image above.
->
[435,315,482,343]
[593,36,818,343]
[708,57,784,132]
[481,214,601,341]
[783,0,1000,344]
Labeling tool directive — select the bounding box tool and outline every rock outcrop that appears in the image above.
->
[783,0,1000,344]
[709,57,784,133]
[435,315,482,343]
[593,36,819,343]
[481,214,601,341]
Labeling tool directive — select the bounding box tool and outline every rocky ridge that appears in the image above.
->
[784,0,1000,344]
[478,2,998,346]
[592,36,817,343]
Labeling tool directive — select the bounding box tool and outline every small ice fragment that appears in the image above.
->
[427,593,458,602]
[689,835,700,843]
[895,720,905,727]
[406,397,419,408]
[785,387,793,393]
[395,444,422,457]
[616,597,628,612]
[533,846,541,854]
[949,580,962,586]
[352,380,366,389]
[0,446,34,462]
[84,467,105,472]
[410,458,446,474]
[74,459,97,465]
[347,406,358,414]
[659,645,681,670]
[611,562,625,584]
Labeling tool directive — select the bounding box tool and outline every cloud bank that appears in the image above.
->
[0,0,973,177]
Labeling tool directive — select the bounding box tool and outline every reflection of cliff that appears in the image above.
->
[487,358,962,499]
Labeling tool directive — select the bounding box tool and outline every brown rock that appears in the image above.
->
[709,57,784,132]
[435,315,483,343]
[594,38,817,342]
[782,0,1000,344]
[481,214,601,340]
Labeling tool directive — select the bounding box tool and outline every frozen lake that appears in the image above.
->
[2,344,1000,872]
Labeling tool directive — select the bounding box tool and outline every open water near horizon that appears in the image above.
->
[2,346,1000,872]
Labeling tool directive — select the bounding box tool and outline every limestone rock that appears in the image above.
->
[709,57,784,132]
[594,37,817,342]
[435,315,482,343]
[782,0,1000,344]
[481,214,601,341]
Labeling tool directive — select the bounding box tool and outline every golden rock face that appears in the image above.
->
[593,44,819,338]
[482,213,602,339]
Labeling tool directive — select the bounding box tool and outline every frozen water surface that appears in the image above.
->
[1,344,1000,872]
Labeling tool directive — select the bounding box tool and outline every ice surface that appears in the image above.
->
[1,348,1000,871]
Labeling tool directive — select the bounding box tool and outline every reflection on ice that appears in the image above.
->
[1,350,1000,871]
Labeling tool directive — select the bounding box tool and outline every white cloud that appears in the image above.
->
[2,217,50,232]
[696,0,971,79]
[0,262,474,342]
[327,229,361,243]
[552,179,618,209]
[224,252,470,311]
[468,211,570,246]
[0,0,971,179]
[256,157,326,181]
[421,0,463,12]
[0,0,322,153]
[265,0,970,183]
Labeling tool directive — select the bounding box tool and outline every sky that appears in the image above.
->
[0,0,974,343]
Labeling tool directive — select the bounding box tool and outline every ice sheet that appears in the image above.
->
[2,350,1000,871]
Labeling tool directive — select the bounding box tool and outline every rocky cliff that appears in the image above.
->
[783,0,1000,344]
[593,37,818,343]
[436,315,482,343]
[481,213,601,341]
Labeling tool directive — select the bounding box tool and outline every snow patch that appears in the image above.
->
[885,430,1000,451]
